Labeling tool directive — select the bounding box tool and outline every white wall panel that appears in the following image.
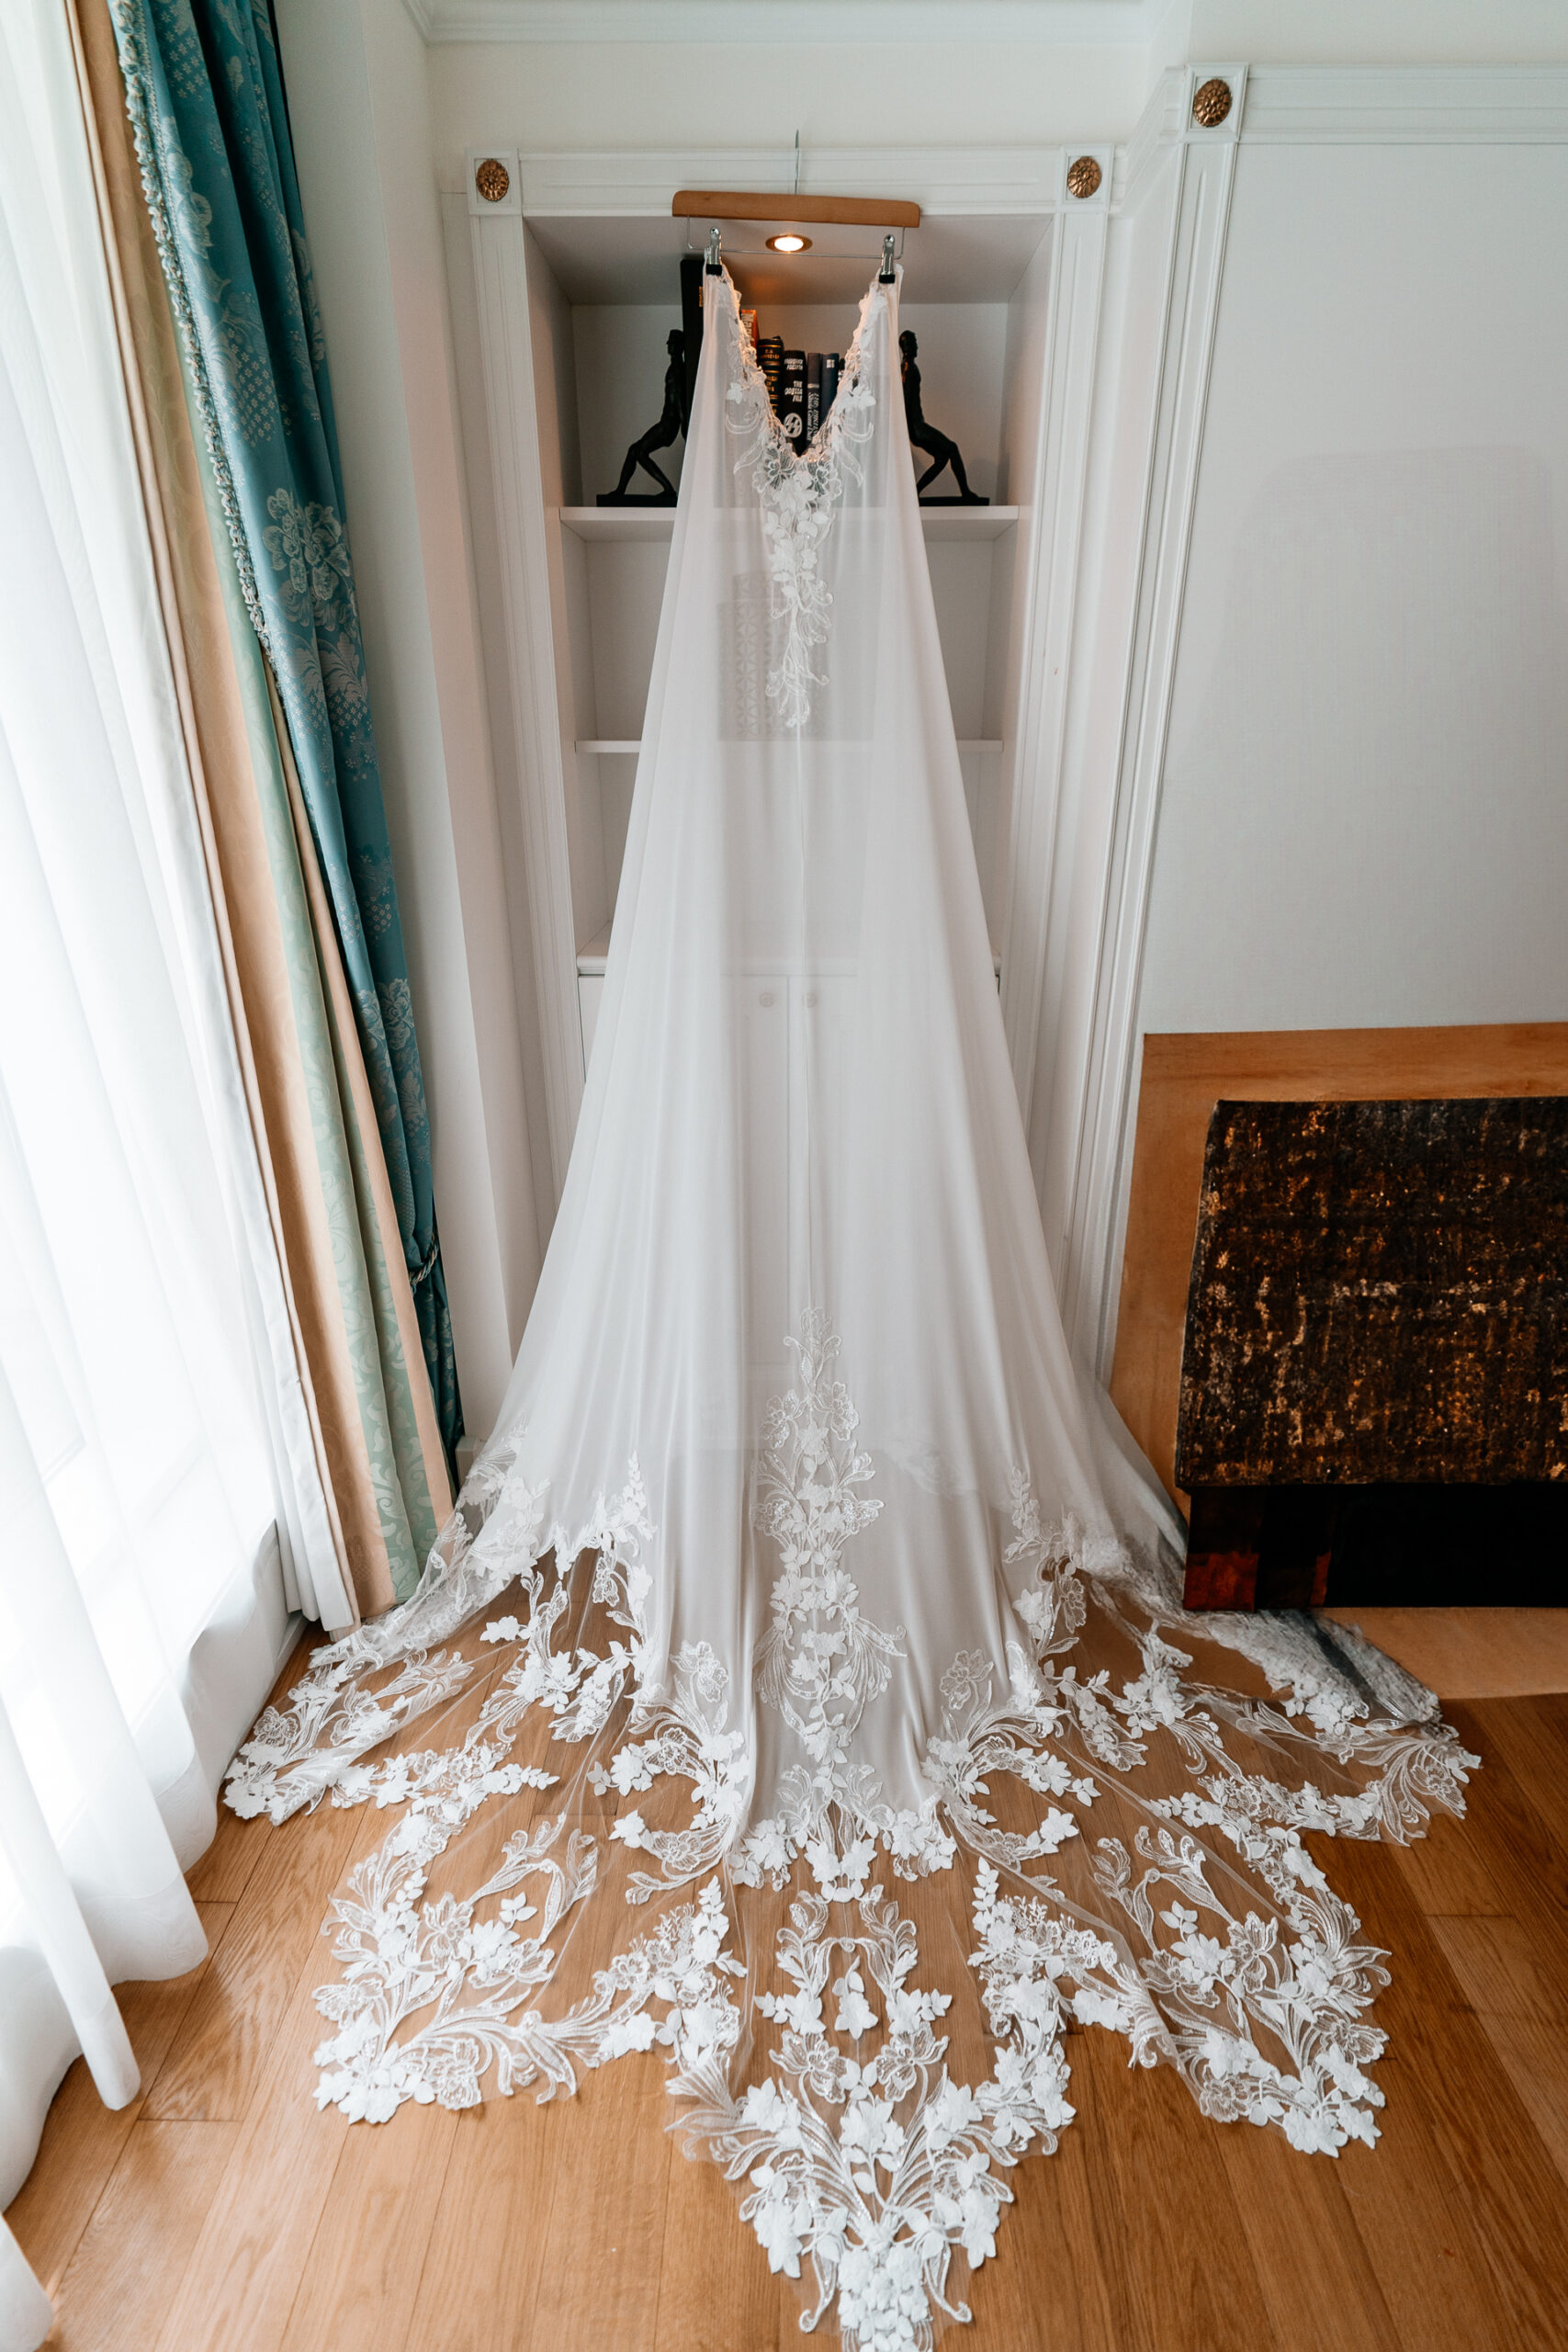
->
[1139,140,1568,1038]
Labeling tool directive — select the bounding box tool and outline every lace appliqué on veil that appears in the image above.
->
[723,282,877,731]
[734,1313,956,1897]
[224,1322,1477,2351]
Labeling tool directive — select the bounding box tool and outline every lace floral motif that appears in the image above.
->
[722,278,877,729]
[735,1313,956,1901]
[222,1458,649,1825]
[590,1639,750,1902]
[223,1319,1479,2348]
[679,1872,1096,2351]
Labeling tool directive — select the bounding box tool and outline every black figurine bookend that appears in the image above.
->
[599,328,686,505]
[899,331,988,506]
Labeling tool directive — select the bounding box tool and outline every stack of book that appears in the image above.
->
[771,348,845,448]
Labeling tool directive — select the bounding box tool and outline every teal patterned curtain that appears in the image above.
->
[107,0,462,1474]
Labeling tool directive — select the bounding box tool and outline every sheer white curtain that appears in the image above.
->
[0,0,340,2333]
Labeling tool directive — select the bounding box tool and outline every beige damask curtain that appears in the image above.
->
[71,0,450,1623]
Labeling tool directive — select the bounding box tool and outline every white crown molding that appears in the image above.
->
[412,0,1163,42]
[1241,64,1568,142]
[1112,62,1568,212]
[516,146,1065,216]
[517,149,794,216]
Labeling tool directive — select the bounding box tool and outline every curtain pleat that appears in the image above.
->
[0,2215,52,2352]
[0,0,309,2303]
[274,676,453,1577]
[105,0,465,1477]
[72,0,451,1617]
[69,0,350,1625]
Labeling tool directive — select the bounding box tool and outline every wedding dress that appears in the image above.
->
[227,266,1474,2349]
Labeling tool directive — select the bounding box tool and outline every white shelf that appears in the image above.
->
[578,737,1001,758]
[557,506,676,541]
[576,926,1001,981]
[919,507,1020,541]
[577,921,614,977]
[558,505,1019,544]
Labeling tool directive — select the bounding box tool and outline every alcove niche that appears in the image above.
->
[467,156,1112,1201]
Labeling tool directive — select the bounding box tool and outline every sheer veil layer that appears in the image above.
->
[227,266,1475,2349]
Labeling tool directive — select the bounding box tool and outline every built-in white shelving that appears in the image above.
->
[576,736,1003,758]
[557,504,1021,542]
[553,458,1029,1047]
[469,164,1111,1180]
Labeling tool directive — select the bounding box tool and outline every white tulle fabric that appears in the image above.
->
[229,270,1476,2349]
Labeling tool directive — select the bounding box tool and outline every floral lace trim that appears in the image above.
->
[722,275,878,730]
[222,1456,653,1826]
[223,1318,1479,2351]
[682,1869,1112,2345]
[734,1313,956,1900]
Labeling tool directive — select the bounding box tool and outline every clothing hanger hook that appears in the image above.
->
[705,225,722,276]
[879,233,897,284]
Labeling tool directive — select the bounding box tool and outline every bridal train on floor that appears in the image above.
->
[227,264,1474,2351]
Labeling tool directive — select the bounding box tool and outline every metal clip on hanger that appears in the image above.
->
[879,233,897,284]
[705,226,722,277]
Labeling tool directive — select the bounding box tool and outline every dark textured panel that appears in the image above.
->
[1184,1485,1337,1611]
[1182,1480,1568,1611]
[1174,1097,1568,1487]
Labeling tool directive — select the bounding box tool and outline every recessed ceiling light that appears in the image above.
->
[766,233,811,254]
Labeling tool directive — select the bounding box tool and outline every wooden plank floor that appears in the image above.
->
[11,1671,1568,2351]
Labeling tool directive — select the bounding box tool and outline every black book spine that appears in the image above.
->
[806,352,822,444]
[780,349,806,447]
[820,352,841,424]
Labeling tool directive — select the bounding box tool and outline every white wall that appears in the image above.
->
[439,188,562,1238]
[418,0,1568,195]
[1190,0,1568,64]
[274,0,542,1442]
[1138,140,1568,1038]
[425,40,1149,183]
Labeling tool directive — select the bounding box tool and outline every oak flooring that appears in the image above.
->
[10,1661,1568,2352]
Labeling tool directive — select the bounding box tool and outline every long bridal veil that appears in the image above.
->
[230,266,1473,2348]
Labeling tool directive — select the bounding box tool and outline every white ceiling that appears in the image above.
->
[407,0,1161,42]
[524,211,1054,306]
